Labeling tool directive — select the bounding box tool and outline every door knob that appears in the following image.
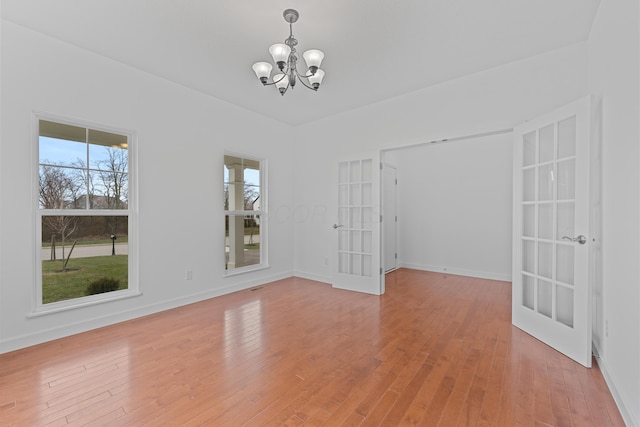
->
[562,235,587,245]
[333,224,344,229]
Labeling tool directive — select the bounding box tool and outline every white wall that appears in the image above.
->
[588,0,640,424]
[0,22,295,353]
[391,132,513,281]
[292,42,588,283]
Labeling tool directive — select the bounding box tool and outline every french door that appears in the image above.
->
[512,97,592,367]
[332,154,383,295]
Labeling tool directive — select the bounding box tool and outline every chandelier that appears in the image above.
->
[251,9,325,96]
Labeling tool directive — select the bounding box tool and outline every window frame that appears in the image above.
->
[32,112,139,315]
[223,151,268,276]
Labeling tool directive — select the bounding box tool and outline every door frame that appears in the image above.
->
[382,162,398,273]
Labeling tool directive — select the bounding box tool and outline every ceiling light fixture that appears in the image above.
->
[251,9,325,96]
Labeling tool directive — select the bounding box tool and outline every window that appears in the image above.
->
[36,116,136,311]
[224,154,266,273]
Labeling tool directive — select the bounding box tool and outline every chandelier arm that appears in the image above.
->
[260,73,289,86]
[293,68,316,90]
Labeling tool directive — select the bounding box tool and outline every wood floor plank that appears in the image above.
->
[0,270,625,426]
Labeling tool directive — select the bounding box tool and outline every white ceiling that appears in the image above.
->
[2,0,601,126]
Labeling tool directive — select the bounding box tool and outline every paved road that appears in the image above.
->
[43,243,128,260]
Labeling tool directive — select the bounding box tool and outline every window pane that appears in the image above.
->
[39,137,87,168]
[41,215,128,304]
[225,214,261,270]
[39,165,87,209]
[88,128,128,149]
[89,170,129,209]
[39,120,129,211]
[39,120,86,168]
[224,155,261,211]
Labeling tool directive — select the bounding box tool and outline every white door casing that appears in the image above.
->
[512,97,592,367]
[383,163,398,272]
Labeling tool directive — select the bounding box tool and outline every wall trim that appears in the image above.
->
[595,354,639,427]
[397,262,512,282]
[293,270,331,285]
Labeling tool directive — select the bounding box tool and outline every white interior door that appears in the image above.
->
[512,97,592,367]
[332,154,383,295]
[383,163,397,272]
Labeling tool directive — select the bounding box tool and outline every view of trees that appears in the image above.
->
[40,146,128,257]
[223,182,260,211]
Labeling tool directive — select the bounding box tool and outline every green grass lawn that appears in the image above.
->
[42,255,128,304]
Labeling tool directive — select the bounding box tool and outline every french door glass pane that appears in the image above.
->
[523,168,535,202]
[558,116,576,158]
[350,253,361,274]
[557,159,575,200]
[350,161,360,182]
[556,285,574,327]
[362,231,372,253]
[538,124,555,163]
[557,202,575,240]
[556,244,574,285]
[538,164,554,201]
[522,240,535,274]
[538,242,553,279]
[349,183,361,205]
[538,279,553,318]
[538,203,553,239]
[350,207,361,228]
[362,183,372,205]
[523,205,535,237]
[350,231,361,252]
[362,207,372,230]
[361,159,373,181]
[338,207,348,227]
[523,275,535,310]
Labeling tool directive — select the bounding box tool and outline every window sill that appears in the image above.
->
[27,290,142,318]
[224,264,270,277]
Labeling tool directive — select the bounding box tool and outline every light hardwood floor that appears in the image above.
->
[0,269,625,426]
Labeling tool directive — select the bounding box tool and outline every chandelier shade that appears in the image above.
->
[268,44,292,68]
[251,62,273,84]
[303,49,324,72]
[251,9,326,96]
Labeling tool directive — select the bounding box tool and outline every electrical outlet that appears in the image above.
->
[324,257,329,266]
[186,270,193,280]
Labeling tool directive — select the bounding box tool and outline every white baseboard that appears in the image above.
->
[0,271,292,355]
[397,262,512,282]
[594,353,639,427]
[292,270,331,285]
